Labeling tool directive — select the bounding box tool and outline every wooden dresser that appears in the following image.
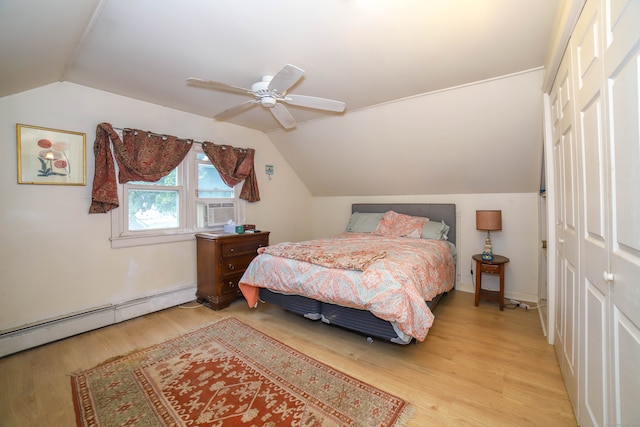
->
[195,231,269,310]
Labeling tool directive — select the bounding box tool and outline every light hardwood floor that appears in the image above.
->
[0,290,576,426]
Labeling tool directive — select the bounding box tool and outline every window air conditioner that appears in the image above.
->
[206,202,235,226]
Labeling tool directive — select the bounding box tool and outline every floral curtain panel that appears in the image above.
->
[201,142,260,203]
[90,123,192,213]
[90,123,120,213]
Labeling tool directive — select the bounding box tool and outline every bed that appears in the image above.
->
[238,203,457,344]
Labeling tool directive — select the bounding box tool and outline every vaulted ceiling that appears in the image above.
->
[0,0,565,195]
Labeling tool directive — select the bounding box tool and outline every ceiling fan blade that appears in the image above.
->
[269,103,297,129]
[187,77,252,95]
[284,94,346,112]
[214,100,259,120]
[268,64,305,94]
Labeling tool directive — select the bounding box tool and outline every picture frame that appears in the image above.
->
[16,124,86,185]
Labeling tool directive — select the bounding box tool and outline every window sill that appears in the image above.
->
[110,229,220,249]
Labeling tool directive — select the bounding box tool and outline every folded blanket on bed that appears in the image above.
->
[259,243,386,270]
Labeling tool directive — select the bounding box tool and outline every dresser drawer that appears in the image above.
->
[220,272,244,295]
[222,254,257,275]
[221,239,266,258]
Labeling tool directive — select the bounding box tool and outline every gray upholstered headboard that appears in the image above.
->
[351,203,456,246]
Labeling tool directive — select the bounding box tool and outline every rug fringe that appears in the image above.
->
[393,403,416,427]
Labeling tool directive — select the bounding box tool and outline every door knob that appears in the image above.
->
[603,271,614,282]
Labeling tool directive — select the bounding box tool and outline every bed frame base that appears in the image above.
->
[258,288,447,344]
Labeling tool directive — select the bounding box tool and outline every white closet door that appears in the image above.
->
[573,0,609,425]
[603,0,640,425]
[550,48,580,413]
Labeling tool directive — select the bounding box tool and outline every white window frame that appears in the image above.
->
[110,143,245,248]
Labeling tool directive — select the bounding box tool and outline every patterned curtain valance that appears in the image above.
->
[89,123,259,213]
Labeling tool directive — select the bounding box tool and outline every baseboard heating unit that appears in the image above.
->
[0,284,196,357]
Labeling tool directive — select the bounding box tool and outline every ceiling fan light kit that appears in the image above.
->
[260,97,277,108]
[187,64,346,130]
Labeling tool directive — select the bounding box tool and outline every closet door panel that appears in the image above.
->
[563,259,578,379]
[551,50,580,412]
[581,98,607,281]
[562,130,579,265]
[585,284,607,426]
[553,140,566,356]
[560,117,580,409]
[612,309,640,424]
[604,0,640,424]
[608,45,640,329]
[573,0,609,423]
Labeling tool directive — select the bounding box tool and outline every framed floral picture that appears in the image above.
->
[16,124,86,185]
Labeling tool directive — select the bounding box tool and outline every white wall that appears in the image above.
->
[268,69,545,198]
[0,82,313,333]
[312,193,540,302]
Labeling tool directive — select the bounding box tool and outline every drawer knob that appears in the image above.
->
[228,264,235,270]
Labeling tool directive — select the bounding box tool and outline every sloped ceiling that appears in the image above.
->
[0,0,563,196]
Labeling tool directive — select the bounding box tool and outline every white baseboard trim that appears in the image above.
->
[0,284,197,357]
[455,284,538,305]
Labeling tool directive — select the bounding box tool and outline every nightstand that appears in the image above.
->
[195,232,269,310]
[473,254,510,311]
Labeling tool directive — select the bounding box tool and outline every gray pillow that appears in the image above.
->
[345,212,384,233]
[421,220,450,240]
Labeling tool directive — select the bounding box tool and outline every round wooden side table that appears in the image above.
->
[473,254,510,311]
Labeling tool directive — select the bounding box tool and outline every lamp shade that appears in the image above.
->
[476,210,502,231]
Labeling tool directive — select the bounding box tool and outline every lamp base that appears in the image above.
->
[482,236,493,261]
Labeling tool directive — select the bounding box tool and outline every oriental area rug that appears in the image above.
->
[70,317,414,427]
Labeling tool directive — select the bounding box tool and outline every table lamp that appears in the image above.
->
[476,210,502,261]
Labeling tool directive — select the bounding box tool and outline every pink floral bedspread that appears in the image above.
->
[239,233,455,341]
[260,241,387,270]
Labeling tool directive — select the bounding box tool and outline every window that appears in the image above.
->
[126,169,181,231]
[111,144,245,248]
[194,152,236,228]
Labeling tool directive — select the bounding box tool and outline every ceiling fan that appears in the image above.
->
[187,64,346,130]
